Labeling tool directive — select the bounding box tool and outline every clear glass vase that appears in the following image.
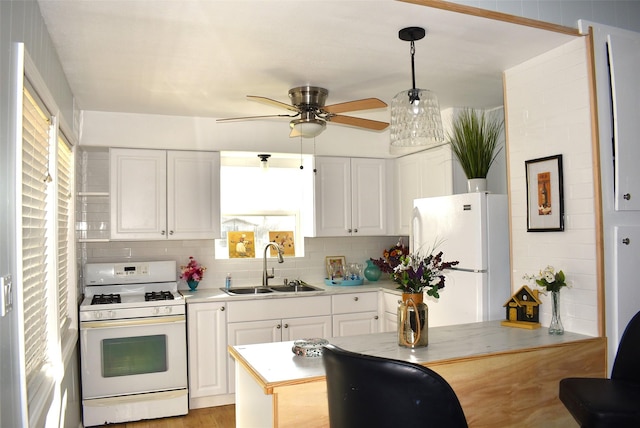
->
[548,290,564,335]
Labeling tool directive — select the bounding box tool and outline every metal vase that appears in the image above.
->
[398,293,429,348]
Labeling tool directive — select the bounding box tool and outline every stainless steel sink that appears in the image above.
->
[269,284,321,293]
[221,283,322,296]
[221,287,273,295]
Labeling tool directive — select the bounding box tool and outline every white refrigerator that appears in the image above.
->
[411,192,511,327]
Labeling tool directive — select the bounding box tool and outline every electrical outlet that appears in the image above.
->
[1,275,12,316]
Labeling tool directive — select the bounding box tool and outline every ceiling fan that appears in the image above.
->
[217,86,389,138]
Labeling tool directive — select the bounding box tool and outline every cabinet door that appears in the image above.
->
[351,158,387,235]
[227,319,281,393]
[394,148,453,235]
[383,312,398,333]
[110,148,167,239]
[332,312,379,337]
[167,151,221,239]
[314,157,351,236]
[395,155,421,235]
[187,302,227,398]
[282,315,332,341]
[608,34,640,211]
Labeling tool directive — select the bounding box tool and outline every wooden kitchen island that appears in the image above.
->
[229,321,606,428]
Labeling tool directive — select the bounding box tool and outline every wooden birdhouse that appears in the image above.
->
[501,285,542,329]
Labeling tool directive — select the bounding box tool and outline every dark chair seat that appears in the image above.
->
[322,344,468,428]
[559,310,640,428]
[559,378,640,427]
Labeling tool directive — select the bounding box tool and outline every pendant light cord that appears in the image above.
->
[409,40,419,103]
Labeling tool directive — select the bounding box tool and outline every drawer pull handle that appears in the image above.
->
[623,193,631,200]
[354,297,359,302]
[622,238,630,245]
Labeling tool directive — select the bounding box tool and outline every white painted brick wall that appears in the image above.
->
[505,37,598,336]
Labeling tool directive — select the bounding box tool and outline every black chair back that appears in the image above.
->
[611,310,640,382]
[322,344,468,428]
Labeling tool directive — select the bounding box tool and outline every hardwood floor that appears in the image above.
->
[100,405,235,428]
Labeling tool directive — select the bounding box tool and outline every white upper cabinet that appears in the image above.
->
[110,148,220,240]
[394,146,453,235]
[167,151,221,239]
[314,156,388,236]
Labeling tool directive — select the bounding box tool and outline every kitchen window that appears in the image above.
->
[215,152,314,259]
[19,69,76,425]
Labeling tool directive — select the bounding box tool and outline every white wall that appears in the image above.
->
[505,37,598,336]
[80,109,395,159]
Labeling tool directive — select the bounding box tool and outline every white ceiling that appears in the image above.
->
[37,0,579,152]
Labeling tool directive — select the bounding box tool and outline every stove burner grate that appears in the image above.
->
[91,293,121,305]
[145,291,175,301]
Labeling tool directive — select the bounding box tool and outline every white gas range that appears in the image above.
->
[79,261,188,427]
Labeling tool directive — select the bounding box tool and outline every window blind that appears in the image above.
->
[57,134,72,332]
[22,86,51,386]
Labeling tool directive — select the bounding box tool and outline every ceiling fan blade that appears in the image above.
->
[289,127,302,138]
[216,113,297,122]
[322,98,387,114]
[327,114,389,131]
[247,95,299,112]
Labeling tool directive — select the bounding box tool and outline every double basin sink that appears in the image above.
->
[221,282,323,296]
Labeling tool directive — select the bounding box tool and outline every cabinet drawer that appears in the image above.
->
[227,296,331,323]
[332,292,378,314]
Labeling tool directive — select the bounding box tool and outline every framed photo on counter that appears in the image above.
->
[525,154,564,232]
[325,256,346,278]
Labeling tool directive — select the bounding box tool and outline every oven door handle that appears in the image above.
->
[81,314,185,329]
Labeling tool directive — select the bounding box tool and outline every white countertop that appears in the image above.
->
[229,321,599,387]
[181,279,401,303]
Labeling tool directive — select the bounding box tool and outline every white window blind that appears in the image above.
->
[22,85,52,387]
[57,134,72,332]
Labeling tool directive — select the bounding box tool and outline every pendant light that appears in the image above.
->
[390,26,444,148]
[258,153,270,172]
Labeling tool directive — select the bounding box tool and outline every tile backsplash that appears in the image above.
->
[80,236,402,291]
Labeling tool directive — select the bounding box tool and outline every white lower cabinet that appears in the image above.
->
[382,291,401,333]
[186,291,387,404]
[332,292,379,336]
[186,301,227,408]
[226,296,332,394]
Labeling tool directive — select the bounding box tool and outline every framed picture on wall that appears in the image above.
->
[525,154,564,232]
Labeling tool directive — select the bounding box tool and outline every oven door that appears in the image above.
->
[80,314,187,399]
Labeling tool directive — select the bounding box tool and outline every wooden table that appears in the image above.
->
[229,321,606,427]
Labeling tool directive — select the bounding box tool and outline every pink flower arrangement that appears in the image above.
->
[180,256,206,282]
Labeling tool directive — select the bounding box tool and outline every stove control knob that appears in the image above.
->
[153,307,160,315]
[108,310,116,318]
[164,306,172,314]
[94,311,103,319]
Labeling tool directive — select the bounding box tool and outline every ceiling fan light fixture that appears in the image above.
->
[390,26,444,148]
[290,117,326,138]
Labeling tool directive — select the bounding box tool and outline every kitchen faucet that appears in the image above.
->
[262,242,284,286]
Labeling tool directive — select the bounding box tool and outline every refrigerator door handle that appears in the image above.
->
[449,267,488,274]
